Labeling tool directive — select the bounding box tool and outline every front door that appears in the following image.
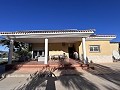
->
[68,46,75,59]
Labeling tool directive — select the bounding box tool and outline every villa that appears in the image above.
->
[0,29,117,64]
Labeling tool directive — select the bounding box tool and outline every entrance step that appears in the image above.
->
[1,69,39,78]
[2,73,30,78]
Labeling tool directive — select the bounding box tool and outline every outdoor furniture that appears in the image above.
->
[59,55,64,60]
[112,50,120,62]
[38,56,45,62]
[50,55,57,60]
[50,54,67,61]
[53,55,59,60]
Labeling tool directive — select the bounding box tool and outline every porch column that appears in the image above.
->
[8,39,14,64]
[82,38,88,64]
[31,51,33,59]
[45,38,48,64]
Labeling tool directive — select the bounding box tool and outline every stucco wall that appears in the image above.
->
[32,43,44,50]
[32,40,114,63]
[32,43,69,58]
[86,41,112,56]
[74,41,81,53]
[79,40,113,63]
[49,43,69,57]
[110,43,119,52]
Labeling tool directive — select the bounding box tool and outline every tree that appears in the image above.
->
[0,37,32,61]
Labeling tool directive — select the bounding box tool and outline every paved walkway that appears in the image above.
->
[0,62,120,90]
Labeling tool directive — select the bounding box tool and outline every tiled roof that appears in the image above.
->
[110,42,120,43]
[89,34,116,37]
[86,34,116,41]
[0,29,95,34]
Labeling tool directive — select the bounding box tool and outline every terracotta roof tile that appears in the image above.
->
[0,29,95,34]
[90,34,116,37]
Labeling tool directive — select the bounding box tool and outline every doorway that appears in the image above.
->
[68,46,75,59]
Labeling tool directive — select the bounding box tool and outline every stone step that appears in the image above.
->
[1,70,38,78]
[1,73,30,78]
[14,64,82,69]
[15,64,47,68]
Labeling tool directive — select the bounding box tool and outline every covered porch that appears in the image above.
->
[31,37,83,63]
[0,30,94,65]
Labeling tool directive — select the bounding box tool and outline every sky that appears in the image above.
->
[0,0,120,51]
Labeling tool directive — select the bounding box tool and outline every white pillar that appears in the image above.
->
[31,51,33,59]
[45,38,48,64]
[82,38,88,64]
[8,39,14,64]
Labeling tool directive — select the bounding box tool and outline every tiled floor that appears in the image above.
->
[2,59,83,75]
[15,59,82,68]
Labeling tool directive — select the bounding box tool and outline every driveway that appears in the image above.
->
[0,62,120,90]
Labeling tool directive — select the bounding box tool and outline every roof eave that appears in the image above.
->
[86,36,116,41]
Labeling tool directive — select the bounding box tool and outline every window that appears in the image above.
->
[90,45,100,52]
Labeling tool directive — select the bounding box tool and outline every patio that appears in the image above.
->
[15,59,82,68]
[1,62,120,90]
[4,59,83,73]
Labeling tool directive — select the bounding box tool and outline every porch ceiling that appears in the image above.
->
[0,29,95,43]
[7,32,93,38]
[5,32,93,43]
[13,37,82,43]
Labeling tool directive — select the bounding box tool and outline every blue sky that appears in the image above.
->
[0,0,120,51]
